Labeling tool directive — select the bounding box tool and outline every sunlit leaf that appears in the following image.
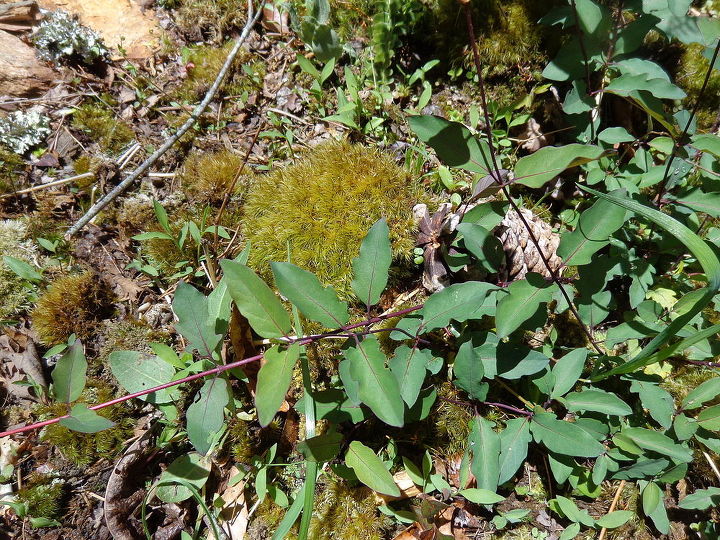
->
[514,144,603,188]
[52,340,86,404]
[256,344,300,426]
[345,441,400,496]
[59,403,114,433]
[186,378,230,455]
[351,218,392,308]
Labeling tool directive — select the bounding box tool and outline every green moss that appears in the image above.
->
[31,271,114,345]
[0,147,25,195]
[242,140,420,298]
[95,318,169,371]
[676,43,720,130]
[432,382,472,458]
[0,220,42,319]
[180,149,254,206]
[661,364,717,405]
[173,0,248,41]
[37,380,134,466]
[72,104,135,155]
[16,476,65,520]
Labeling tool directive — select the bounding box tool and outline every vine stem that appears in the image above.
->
[462,3,603,355]
[0,305,422,439]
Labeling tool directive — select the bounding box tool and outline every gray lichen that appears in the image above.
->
[0,110,51,154]
[31,10,109,66]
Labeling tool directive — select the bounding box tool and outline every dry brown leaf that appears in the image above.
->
[0,328,47,403]
[208,466,248,540]
[521,118,551,153]
[375,470,421,504]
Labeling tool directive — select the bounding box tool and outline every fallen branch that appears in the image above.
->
[64,5,263,238]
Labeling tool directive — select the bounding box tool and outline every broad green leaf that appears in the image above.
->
[453,340,488,400]
[351,218,392,308]
[459,488,504,505]
[514,144,603,188]
[573,0,611,36]
[678,487,720,510]
[59,403,114,433]
[582,187,720,379]
[469,417,501,492]
[495,273,557,338]
[2,256,42,282]
[682,377,720,409]
[496,344,550,379]
[297,431,343,462]
[646,490,669,534]
[562,389,632,416]
[173,282,223,356]
[52,340,86,403]
[156,453,211,503]
[295,389,368,424]
[271,262,349,328]
[629,379,674,428]
[642,481,662,515]
[498,417,531,484]
[420,282,498,332]
[672,189,720,218]
[557,192,627,266]
[221,260,292,338]
[697,404,720,431]
[530,412,605,457]
[606,73,686,100]
[186,378,230,455]
[692,133,720,157]
[553,495,595,527]
[598,127,634,144]
[388,345,431,407]
[206,278,233,335]
[559,522,581,540]
[592,454,610,485]
[256,345,300,426]
[109,350,175,404]
[673,413,698,440]
[456,223,504,272]
[594,510,634,529]
[551,349,588,398]
[345,441,400,496]
[622,427,692,463]
[407,115,493,175]
[344,335,404,427]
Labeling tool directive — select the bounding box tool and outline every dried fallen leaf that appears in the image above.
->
[375,470,421,504]
[208,466,248,540]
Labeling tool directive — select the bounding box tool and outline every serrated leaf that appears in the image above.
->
[351,218,392,308]
[495,273,557,338]
[557,191,627,266]
[530,412,605,457]
[678,487,720,510]
[256,344,300,426]
[59,403,114,433]
[459,488,504,505]
[344,335,404,427]
[453,340,488,400]
[52,340,86,403]
[156,453,211,503]
[498,417,532,484]
[186,378,230,455]
[346,441,400,496]
[407,115,493,175]
[562,389,632,416]
[298,431,343,462]
[697,404,720,431]
[109,350,175,404]
[271,262,349,328]
[551,349,588,398]
[469,417,501,492]
[682,377,720,409]
[514,144,603,188]
[456,223,504,272]
[173,282,223,356]
[594,510,634,528]
[388,345,431,407]
[420,281,498,332]
[622,427,692,463]
[220,260,292,338]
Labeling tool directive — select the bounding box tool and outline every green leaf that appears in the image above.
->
[559,522,581,540]
[52,340,86,403]
[553,495,595,527]
[697,404,720,431]
[557,191,627,266]
[642,481,662,515]
[594,510,634,529]
[671,189,720,217]
[186,378,230,455]
[2,256,42,282]
[388,345,431,407]
[343,335,405,427]
[530,412,605,457]
[645,486,669,534]
[420,282,498,332]
[622,427,692,463]
[59,403,114,433]
[496,344,550,379]
[629,379,674,428]
[551,348,588,398]
[156,453,211,503]
[498,417,532,484]
[221,260,292,338]
[682,377,720,409]
[109,350,176,404]
[351,218,392,308]
[495,273,557,338]
[458,488,504,505]
[271,262,349,328]
[456,223,504,272]
[562,389,632,416]
[514,144,603,188]
[295,389,368,423]
[407,115,493,175]
[678,487,720,510]
[256,344,300,426]
[469,417,501,492]
[345,441,400,496]
[598,127,634,144]
[606,73,686,100]
[453,340,488,400]
[173,282,223,356]
[297,431,343,462]
[573,0,611,36]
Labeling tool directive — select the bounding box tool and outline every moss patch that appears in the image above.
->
[180,149,254,206]
[72,104,135,155]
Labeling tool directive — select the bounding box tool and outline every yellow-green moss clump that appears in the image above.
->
[31,271,114,345]
[16,475,65,520]
[95,318,169,370]
[173,0,247,41]
[242,141,420,298]
[72,104,135,155]
[0,220,43,320]
[676,43,720,129]
[0,147,25,195]
[180,150,254,206]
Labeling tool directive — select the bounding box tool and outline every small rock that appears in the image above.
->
[0,29,56,97]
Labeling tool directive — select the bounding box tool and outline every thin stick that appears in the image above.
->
[598,480,626,540]
[64,6,263,238]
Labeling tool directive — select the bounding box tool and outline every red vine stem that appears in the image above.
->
[0,305,423,438]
